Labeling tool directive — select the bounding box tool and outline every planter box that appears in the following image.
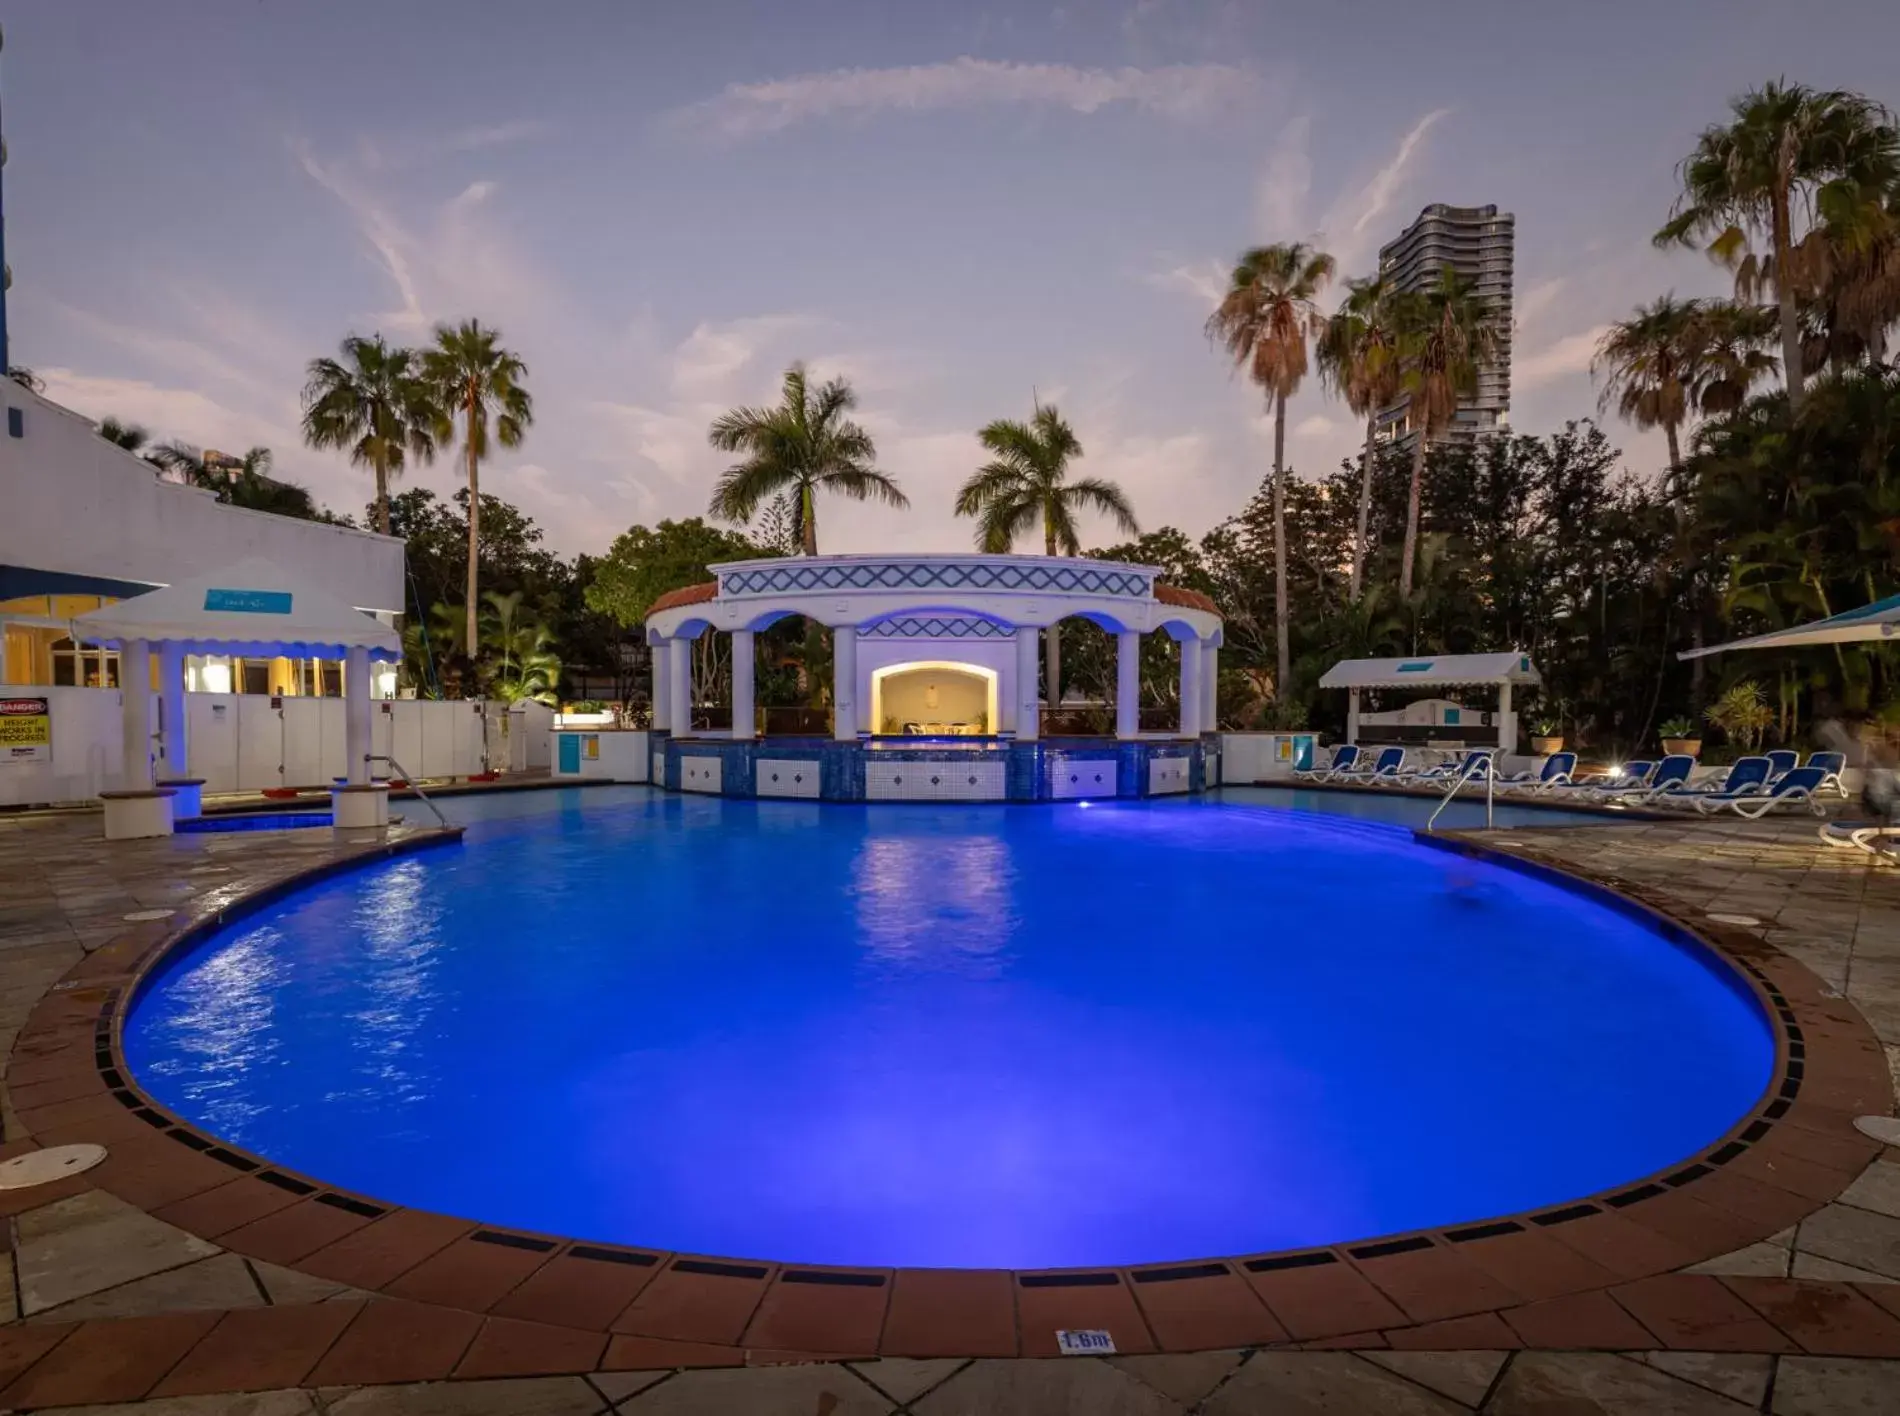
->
[1662,738,1703,757]
[1530,736,1564,755]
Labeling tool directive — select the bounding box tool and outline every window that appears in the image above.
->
[49,638,119,688]
[241,661,271,696]
[6,408,22,438]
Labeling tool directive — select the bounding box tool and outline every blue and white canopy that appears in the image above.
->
[1319,651,1541,690]
[70,557,401,660]
[1681,592,1900,659]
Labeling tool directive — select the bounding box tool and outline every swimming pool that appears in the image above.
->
[1224,784,1626,829]
[125,787,1772,1270]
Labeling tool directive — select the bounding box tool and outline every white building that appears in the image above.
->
[0,384,403,695]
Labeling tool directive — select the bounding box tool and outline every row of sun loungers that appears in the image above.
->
[1293,745,1847,818]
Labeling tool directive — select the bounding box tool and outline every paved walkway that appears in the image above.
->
[0,807,1895,1412]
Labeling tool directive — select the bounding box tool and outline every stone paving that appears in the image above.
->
[0,806,1896,1411]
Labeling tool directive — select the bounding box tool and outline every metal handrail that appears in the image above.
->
[366,754,450,828]
[1426,751,1497,833]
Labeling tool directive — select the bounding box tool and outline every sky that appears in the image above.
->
[6,0,1899,560]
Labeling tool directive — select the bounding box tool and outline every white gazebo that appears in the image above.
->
[72,557,401,838]
[1318,651,1541,754]
[643,553,1224,743]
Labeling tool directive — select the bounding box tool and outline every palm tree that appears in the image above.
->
[423,320,533,663]
[1317,274,1403,598]
[1593,295,1706,471]
[1655,80,1900,413]
[1392,267,1501,598]
[301,334,442,537]
[707,363,906,556]
[96,417,150,452]
[954,402,1138,706]
[1690,302,1780,415]
[1205,242,1336,693]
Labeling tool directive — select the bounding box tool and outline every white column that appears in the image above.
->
[1201,641,1220,733]
[668,635,692,738]
[1348,688,1362,744]
[1014,627,1041,742]
[119,639,154,791]
[832,627,858,740]
[1178,637,1202,739]
[651,638,670,731]
[1115,630,1141,740]
[1498,681,1516,755]
[731,629,756,740]
[156,643,188,779]
[345,645,371,785]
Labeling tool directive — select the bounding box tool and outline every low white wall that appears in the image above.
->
[1219,732,1319,782]
[0,689,507,806]
[553,729,650,782]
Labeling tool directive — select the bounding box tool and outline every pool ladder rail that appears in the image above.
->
[1425,752,1497,833]
[366,754,452,829]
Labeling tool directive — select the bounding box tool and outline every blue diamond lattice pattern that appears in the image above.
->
[862,617,1012,640]
[719,561,1150,599]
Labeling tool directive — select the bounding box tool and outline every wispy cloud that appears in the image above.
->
[666,56,1261,140]
[1144,257,1227,305]
[1516,326,1608,390]
[1517,276,1567,329]
[1254,115,1312,237]
[294,141,428,330]
[1315,106,1453,271]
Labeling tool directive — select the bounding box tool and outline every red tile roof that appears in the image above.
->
[1155,582,1219,616]
[646,581,719,617]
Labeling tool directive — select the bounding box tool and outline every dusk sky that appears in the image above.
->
[7,1,1898,558]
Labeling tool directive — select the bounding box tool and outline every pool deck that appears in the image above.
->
[0,808,1895,1412]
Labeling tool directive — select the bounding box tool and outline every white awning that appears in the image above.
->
[70,557,401,660]
[1319,651,1541,690]
[1681,592,1900,659]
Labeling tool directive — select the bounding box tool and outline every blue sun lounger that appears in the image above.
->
[1695,765,1829,818]
[1352,746,1406,783]
[1806,751,1848,797]
[1650,755,1770,808]
[1295,743,1359,783]
[1500,751,1576,792]
[1587,755,1693,802]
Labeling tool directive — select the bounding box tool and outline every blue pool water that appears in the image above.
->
[125,787,1773,1270]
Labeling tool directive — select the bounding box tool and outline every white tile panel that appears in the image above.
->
[1049,755,1117,799]
[756,758,821,798]
[866,759,1006,801]
[680,755,724,794]
[1148,755,1191,795]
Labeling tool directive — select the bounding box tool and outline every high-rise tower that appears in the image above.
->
[1377,203,1514,446]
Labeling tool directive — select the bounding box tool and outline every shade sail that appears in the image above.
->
[1681,592,1900,659]
[70,557,401,660]
[1319,651,1541,690]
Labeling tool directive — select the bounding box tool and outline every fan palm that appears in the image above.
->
[97,417,150,452]
[301,334,442,537]
[1206,241,1336,693]
[423,320,533,663]
[707,363,906,556]
[1318,274,1403,597]
[1593,295,1705,471]
[1691,302,1780,416]
[1393,267,1500,598]
[954,402,1137,706]
[1655,80,1900,412]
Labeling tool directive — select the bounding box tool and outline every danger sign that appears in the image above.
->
[0,698,51,763]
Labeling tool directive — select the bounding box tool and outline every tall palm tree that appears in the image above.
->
[954,402,1138,705]
[707,363,906,556]
[1392,267,1500,598]
[1206,242,1336,693]
[1317,273,1403,598]
[424,320,533,662]
[301,334,442,537]
[1655,80,1900,413]
[96,417,150,452]
[1593,294,1706,471]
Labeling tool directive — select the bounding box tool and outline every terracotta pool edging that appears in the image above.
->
[7,821,1891,1366]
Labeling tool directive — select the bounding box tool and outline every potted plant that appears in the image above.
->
[1659,716,1702,757]
[1529,717,1563,755]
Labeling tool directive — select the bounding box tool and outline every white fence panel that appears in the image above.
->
[237,697,284,791]
[186,694,240,793]
[280,699,324,788]
[0,684,124,806]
